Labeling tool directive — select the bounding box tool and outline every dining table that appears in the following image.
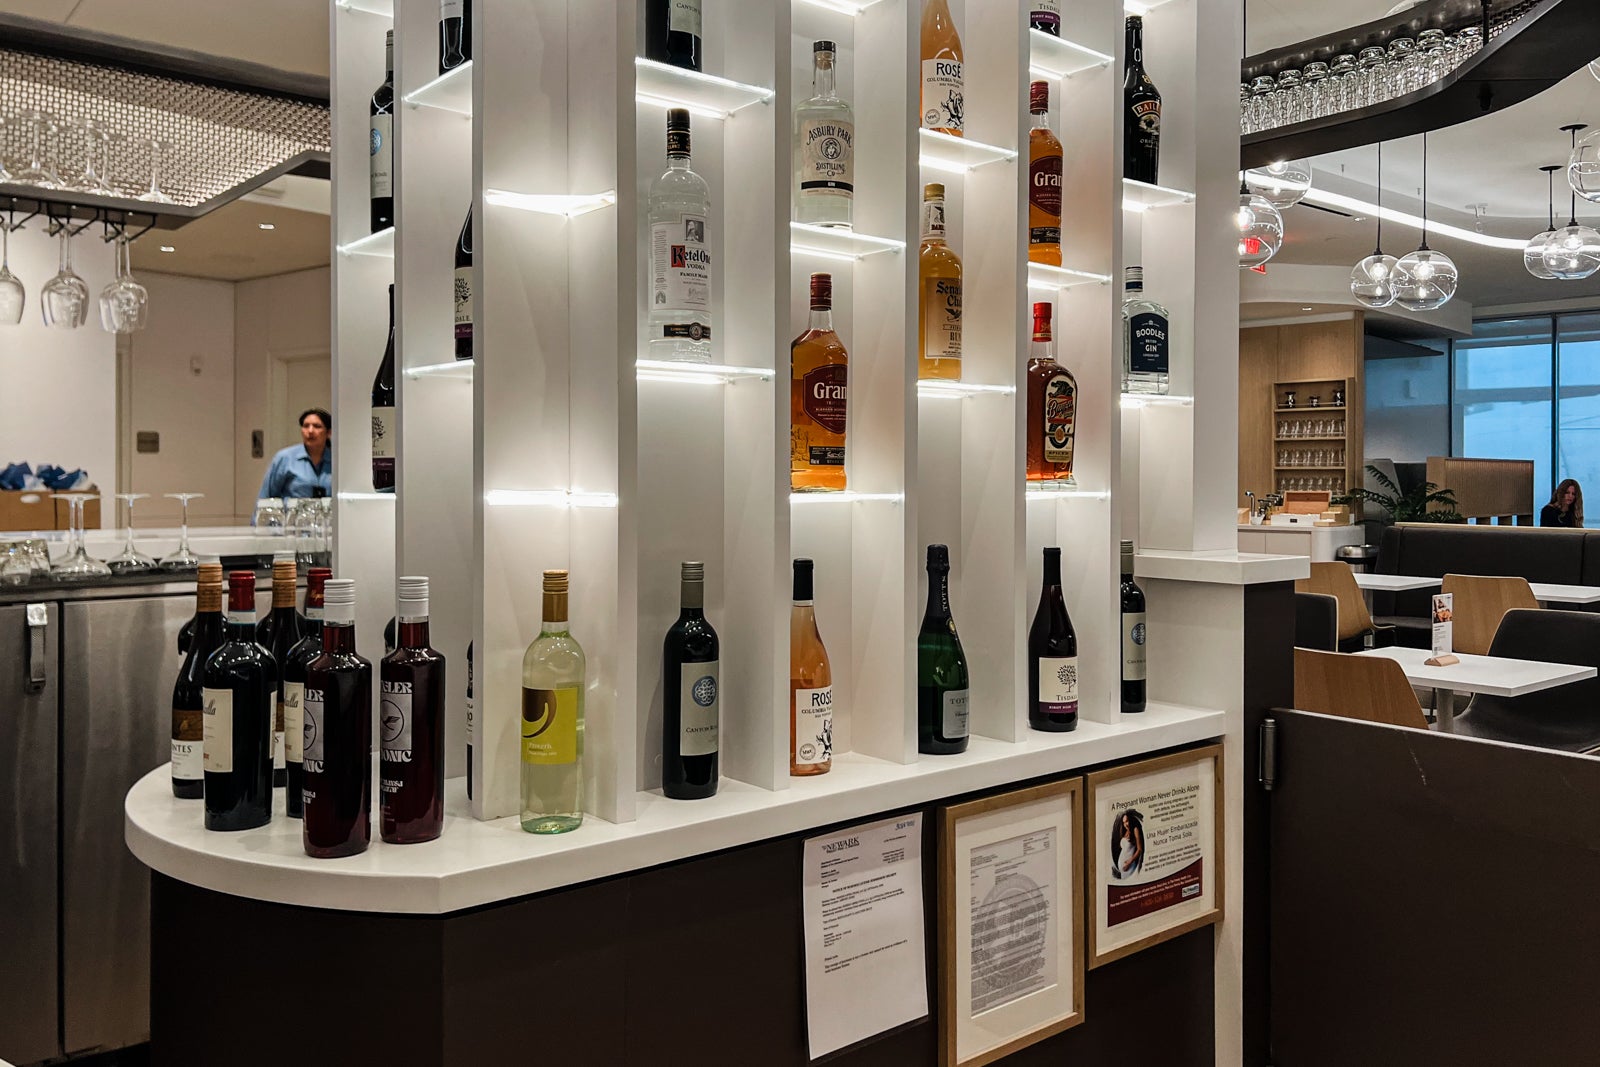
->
[1351,572,1600,606]
[1353,645,1597,733]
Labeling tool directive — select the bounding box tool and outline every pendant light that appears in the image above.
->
[1244,158,1313,209]
[1393,133,1458,311]
[1545,124,1600,279]
[1525,165,1560,280]
[1573,117,1600,203]
[1351,143,1399,308]
[1237,176,1284,268]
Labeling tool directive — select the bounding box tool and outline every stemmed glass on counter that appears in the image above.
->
[49,494,111,580]
[107,493,159,574]
[160,492,204,571]
[41,226,89,329]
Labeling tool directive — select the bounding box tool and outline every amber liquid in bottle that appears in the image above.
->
[920,0,964,136]
[918,183,963,381]
[1026,302,1077,483]
[790,272,849,493]
[1027,80,1063,266]
[790,559,833,776]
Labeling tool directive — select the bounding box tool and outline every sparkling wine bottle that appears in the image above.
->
[201,571,277,831]
[171,562,224,799]
[370,30,395,232]
[663,562,720,799]
[521,570,585,834]
[303,579,373,858]
[918,545,970,755]
[381,577,446,843]
[1028,547,1079,732]
[282,566,331,819]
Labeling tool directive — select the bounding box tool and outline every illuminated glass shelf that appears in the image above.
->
[485,490,619,508]
[789,223,905,261]
[1029,29,1113,79]
[1123,179,1195,211]
[794,0,891,14]
[789,491,903,504]
[1027,263,1112,291]
[918,130,1017,175]
[336,227,394,258]
[917,380,1016,399]
[404,62,472,116]
[1121,393,1194,408]
[335,0,392,16]
[1025,483,1110,499]
[406,360,474,380]
[484,189,616,217]
[635,360,774,384]
[635,58,774,120]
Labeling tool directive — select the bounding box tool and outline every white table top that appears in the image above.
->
[1355,646,1596,697]
[1528,583,1600,605]
[1353,573,1441,592]
[1351,572,1600,604]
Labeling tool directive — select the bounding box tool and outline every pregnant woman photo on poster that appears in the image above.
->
[1111,809,1144,880]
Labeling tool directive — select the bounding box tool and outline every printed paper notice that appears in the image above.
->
[802,813,929,1059]
[969,828,1058,1015]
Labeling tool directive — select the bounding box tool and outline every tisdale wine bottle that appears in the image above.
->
[372,284,396,493]
[454,208,474,362]
[439,0,470,75]
[1028,547,1079,732]
[202,571,277,831]
[255,553,304,787]
[663,562,719,800]
[465,640,475,801]
[381,577,446,843]
[645,0,702,71]
[1030,1,1061,35]
[917,545,970,755]
[303,579,372,858]
[790,558,833,776]
[171,562,224,799]
[1120,540,1148,713]
[1123,16,1162,184]
[370,30,395,232]
[282,566,331,819]
[521,570,585,834]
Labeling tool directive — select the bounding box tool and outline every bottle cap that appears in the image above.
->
[307,566,333,583]
[814,39,836,53]
[666,109,691,156]
[924,182,945,201]
[810,272,833,309]
[226,570,256,614]
[1126,14,1142,27]
[385,29,394,42]
[197,561,223,586]
[543,569,569,594]
[926,544,950,571]
[1043,546,1061,560]
[681,561,705,583]
[1032,301,1054,341]
[325,578,356,607]
[793,558,815,602]
[1029,80,1049,114]
[398,575,429,617]
[1125,266,1144,289]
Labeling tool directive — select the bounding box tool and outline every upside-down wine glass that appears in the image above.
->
[49,494,111,580]
[99,235,148,333]
[0,222,23,325]
[41,226,89,328]
[65,120,113,196]
[160,492,204,571]
[107,492,159,574]
[137,139,175,204]
[13,111,63,188]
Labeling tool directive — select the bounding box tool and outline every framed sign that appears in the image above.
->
[1086,745,1224,969]
[938,779,1084,1067]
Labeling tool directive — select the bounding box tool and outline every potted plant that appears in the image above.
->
[1339,464,1466,524]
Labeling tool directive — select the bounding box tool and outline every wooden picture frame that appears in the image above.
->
[1086,744,1224,970]
[937,779,1085,1067]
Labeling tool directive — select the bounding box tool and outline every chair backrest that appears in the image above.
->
[1295,561,1372,642]
[1293,648,1428,729]
[1440,573,1539,656]
[1459,609,1600,752]
[1295,592,1338,651]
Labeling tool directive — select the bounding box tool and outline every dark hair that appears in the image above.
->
[1550,478,1584,526]
[1111,808,1143,853]
[299,408,333,434]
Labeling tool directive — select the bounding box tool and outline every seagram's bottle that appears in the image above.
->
[255,554,304,787]
[794,40,854,229]
[1025,301,1076,483]
[1121,266,1170,395]
[303,578,372,858]
[202,571,277,831]
[171,562,225,799]
[1028,547,1079,732]
[381,576,446,843]
[790,272,848,493]
[521,570,584,834]
[917,545,970,755]
[454,208,474,361]
[1120,540,1148,713]
[662,561,720,800]
[1028,80,1063,266]
[372,284,396,493]
[918,183,963,380]
[282,566,331,819]
[920,0,964,136]
[790,558,833,776]
[1124,16,1162,184]
[648,109,713,363]
[439,0,470,75]
[645,0,702,71]
[1030,1,1061,35]
[370,30,395,233]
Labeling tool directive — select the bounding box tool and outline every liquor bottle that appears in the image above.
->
[790,272,848,493]
[920,0,964,136]
[645,0,702,72]
[1120,540,1148,714]
[1028,80,1063,266]
[917,545,970,755]
[1030,1,1061,35]
[648,109,713,363]
[454,208,474,362]
[372,284,396,493]
[465,640,474,801]
[381,576,446,843]
[439,0,470,75]
[1122,266,1170,395]
[1028,547,1079,732]
[1025,301,1076,484]
[662,561,720,800]
[790,558,833,776]
[201,571,277,831]
[918,183,963,381]
[521,570,584,834]
[171,562,224,799]
[370,30,395,233]
[794,40,854,229]
[283,565,331,819]
[303,579,372,858]
[1124,16,1162,184]
[255,554,305,787]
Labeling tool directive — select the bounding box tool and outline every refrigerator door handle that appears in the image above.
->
[25,603,47,693]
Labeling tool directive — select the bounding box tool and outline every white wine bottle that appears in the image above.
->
[521,570,584,833]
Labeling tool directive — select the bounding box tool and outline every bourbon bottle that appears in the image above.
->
[1026,301,1076,484]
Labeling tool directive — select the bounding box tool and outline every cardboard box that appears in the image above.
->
[54,491,101,531]
[0,490,54,532]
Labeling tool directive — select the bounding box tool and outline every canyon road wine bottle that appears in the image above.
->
[381,576,446,843]
[171,562,224,799]
[1028,547,1079,732]
[255,553,304,787]
[790,558,833,776]
[1123,16,1162,185]
[918,545,970,755]
[439,0,469,75]
[663,561,720,800]
[521,570,585,834]
[202,571,277,830]
[454,207,474,361]
[282,566,331,819]
[646,0,701,71]
[370,30,395,232]
[372,284,396,493]
[1121,540,1148,713]
[303,579,372,858]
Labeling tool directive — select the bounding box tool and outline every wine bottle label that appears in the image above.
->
[1031,1,1061,31]
[1029,152,1062,244]
[651,214,711,322]
[370,114,393,199]
[1043,372,1075,465]
[922,279,962,361]
[799,118,855,196]
[273,701,285,772]
[943,689,970,739]
[1128,312,1169,373]
[794,686,833,766]
[921,58,964,131]
[669,0,701,36]
[440,0,464,17]
[371,405,396,460]
[226,608,254,626]
[1122,612,1148,680]
[801,364,848,435]
[305,607,324,622]
[303,688,325,772]
[454,266,474,339]
[202,688,233,773]
[522,686,579,765]
[679,661,720,757]
[172,737,202,782]
[284,681,305,762]
[1037,657,1079,716]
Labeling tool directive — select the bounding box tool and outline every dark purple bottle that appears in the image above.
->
[380,576,446,843]
[302,578,372,858]
[201,571,277,830]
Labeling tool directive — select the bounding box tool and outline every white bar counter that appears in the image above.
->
[1236,522,1364,563]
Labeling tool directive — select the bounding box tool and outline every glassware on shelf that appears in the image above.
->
[41,227,89,329]
[1328,54,1358,113]
[107,493,159,574]
[1355,47,1386,108]
[99,235,149,334]
[63,119,113,195]
[160,493,205,571]
[14,112,63,188]
[0,221,24,326]
[1384,37,1417,98]
[137,139,175,204]
[1301,61,1329,118]
[1,544,32,586]
[1245,76,1275,134]
[0,116,11,183]
[1272,68,1303,126]
[49,494,111,580]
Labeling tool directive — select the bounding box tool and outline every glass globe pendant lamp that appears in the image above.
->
[1524,165,1560,280]
[1546,127,1600,280]
[1244,158,1313,209]
[1237,179,1284,268]
[1572,124,1600,204]
[1393,134,1459,311]
[1351,143,1398,308]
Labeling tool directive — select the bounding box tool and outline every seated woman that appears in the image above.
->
[1540,479,1583,528]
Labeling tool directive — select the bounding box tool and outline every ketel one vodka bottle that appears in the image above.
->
[648,109,713,362]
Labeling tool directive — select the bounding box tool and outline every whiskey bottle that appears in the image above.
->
[1120,540,1147,713]
[1025,301,1076,484]
[918,183,962,381]
[648,109,713,363]
[1121,266,1170,395]
[521,570,584,834]
[370,30,394,233]
[1124,16,1162,184]
[1028,547,1079,732]
[790,272,848,493]
[920,0,964,136]
[1030,2,1061,35]
[794,40,855,229]
[790,559,833,776]
[1028,80,1063,266]
[918,545,970,755]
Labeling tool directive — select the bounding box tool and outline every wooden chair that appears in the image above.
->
[1439,574,1539,656]
[1295,561,1392,652]
[1293,648,1429,729]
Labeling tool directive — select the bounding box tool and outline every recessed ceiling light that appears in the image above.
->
[159,245,175,253]
[258,223,276,230]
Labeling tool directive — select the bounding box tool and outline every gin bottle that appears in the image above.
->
[1121,266,1170,395]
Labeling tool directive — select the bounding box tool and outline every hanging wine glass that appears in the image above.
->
[107,493,159,574]
[1525,165,1561,281]
[13,111,63,188]
[137,139,175,204]
[41,225,89,329]
[99,234,148,334]
[1569,126,1600,205]
[1352,143,1399,308]
[0,220,23,325]
[160,493,205,571]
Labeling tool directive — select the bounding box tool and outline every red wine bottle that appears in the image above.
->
[1028,546,1079,732]
[172,562,224,799]
[381,576,446,843]
[283,566,332,819]
[1120,540,1147,713]
[455,208,474,362]
[663,561,719,800]
[303,578,372,858]
[202,571,278,830]
[370,30,395,232]
[439,0,470,74]
[255,554,304,787]
[372,284,396,493]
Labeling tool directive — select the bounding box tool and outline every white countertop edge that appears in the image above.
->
[126,703,1226,915]
[1136,549,1309,585]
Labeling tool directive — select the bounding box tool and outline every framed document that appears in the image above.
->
[938,779,1084,1067]
[1086,744,1223,969]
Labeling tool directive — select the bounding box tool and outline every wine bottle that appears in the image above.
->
[645,0,701,72]
[255,553,304,787]
[648,109,713,362]
[1028,547,1079,732]
[1030,1,1061,35]
[1121,540,1148,713]
[201,571,277,831]
[1124,16,1162,184]
[454,208,474,362]
[1028,80,1063,266]
[790,558,833,776]
[283,565,331,819]
[370,30,395,233]
[177,612,194,656]
[381,576,446,843]
[465,640,475,802]
[171,562,224,799]
[920,0,964,136]
[439,0,470,75]
[372,284,396,493]
[663,561,719,800]
[917,545,970,755]
[303,579,373,859]
[521,570,584,834]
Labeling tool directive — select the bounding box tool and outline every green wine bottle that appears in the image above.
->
[520,570,585,834]
[918,544,970,754]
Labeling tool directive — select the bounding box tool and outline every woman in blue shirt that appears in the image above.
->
[258,408,334,499]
